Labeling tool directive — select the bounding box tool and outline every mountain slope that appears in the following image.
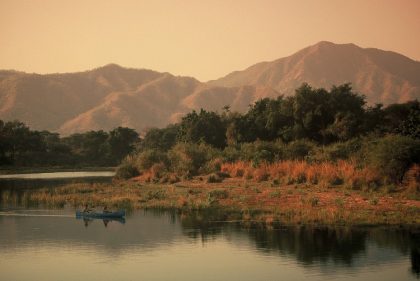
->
[1,42,419,134]
[0,64,273,134]
[209,41,420,104]
[0,64,165,131]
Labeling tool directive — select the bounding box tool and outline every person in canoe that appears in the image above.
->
[83,204,92,213]
[103,205,111,214]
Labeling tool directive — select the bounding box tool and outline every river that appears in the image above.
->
[0,172,419,281]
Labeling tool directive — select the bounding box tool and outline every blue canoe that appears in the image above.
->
[76,210,126,219]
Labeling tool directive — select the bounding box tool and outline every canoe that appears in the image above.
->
[75,210,126,219]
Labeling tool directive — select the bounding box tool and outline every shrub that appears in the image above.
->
[309,138,362,162]
[403,164,420,193]
[150,163,166,179]
[207,189,229,199]
[222,145,241,162]
[203,158,223,174]
[221,161,248,178]
[136,149,168,170]
[253,165,270,182]
[115,162,139,179]
[366,135,420,183]
[168,142,219,176]
[238,141,283,165]
[285,139,316,160]
[146,190,166,200]
[310,196,319,207]
[207,173,223,183]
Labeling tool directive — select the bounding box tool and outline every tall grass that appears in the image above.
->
[221,160,380,189]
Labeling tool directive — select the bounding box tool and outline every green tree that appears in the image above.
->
[177,109,227,148]
[366,135,420,183]
[140,124,179,151]
[108,127,139,164]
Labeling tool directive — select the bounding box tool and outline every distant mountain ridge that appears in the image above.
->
[209,41,420,104]
[0,42,419,134]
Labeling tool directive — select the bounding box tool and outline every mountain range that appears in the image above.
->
[1,41,419,135]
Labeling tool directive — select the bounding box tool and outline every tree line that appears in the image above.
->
[0,123,139,167]
[141,83,419,151]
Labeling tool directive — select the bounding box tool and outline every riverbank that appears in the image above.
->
[4,176,419,226]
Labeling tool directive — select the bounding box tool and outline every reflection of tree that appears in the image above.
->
[179,210,227,242]
[177,210,420,274]
[411,232,420,278]
[412,248,420,278]
[369,228,411,254]
[247,226,367,266]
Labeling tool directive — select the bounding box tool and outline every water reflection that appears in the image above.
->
[0,176,113,190]
[178,210,419,272]
[412,233,420,278]
[0,171,115,190]
[79,217,126,228]
[0,209,419,280]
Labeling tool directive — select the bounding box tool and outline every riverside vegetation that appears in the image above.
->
[2,83,419,225]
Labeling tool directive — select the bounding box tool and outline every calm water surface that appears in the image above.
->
[0,208,419,281]
[0,171,115,179]
[0,171,115,189]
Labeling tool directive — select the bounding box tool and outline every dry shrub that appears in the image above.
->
[203,158,224,174]
[290,161,307,183]
[207,173,223,183]
[168,173,180,184]
[221,161,249,178]
[318,162,343,187]
[305,165,319,184]
[150,163,166,178]
[403,164,420,193]
[243,165,255,179]
[253,164,270,182]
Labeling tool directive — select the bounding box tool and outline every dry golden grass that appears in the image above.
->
[221,160,381,189]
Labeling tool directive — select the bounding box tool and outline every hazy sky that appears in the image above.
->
[1,0,419,81]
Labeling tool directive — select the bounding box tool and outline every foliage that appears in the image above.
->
[365,135,420,183]
[168,142,219,176]
[140,124,179,151]
[284,139,316,160]
[135,149,168,170]
[108,127,139,164]
[177,109,227,149]
[115,162,140,179]
[308,138,362,162]
[0,120,139,167]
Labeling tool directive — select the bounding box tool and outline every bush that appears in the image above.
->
[284,139,316,160]
[136,149,168,170]
[238,141,283,165]
[168,142,220,176]
[115,162,139,179]
[309,138,362,162]
[222,145,241,162]
[207,173,223,183]
[207,189,229,199]
[366,135,420,183]
[203,158,223,174]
